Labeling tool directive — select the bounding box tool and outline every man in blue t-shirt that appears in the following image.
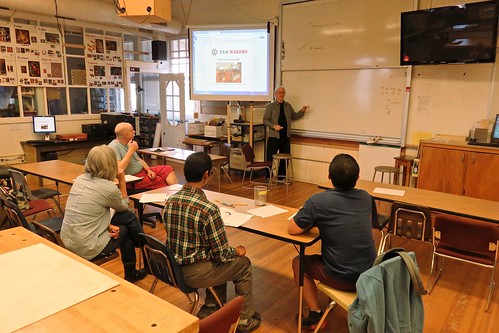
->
[288,154,376,330]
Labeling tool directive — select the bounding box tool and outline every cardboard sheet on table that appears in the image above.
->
[0,243,119,333]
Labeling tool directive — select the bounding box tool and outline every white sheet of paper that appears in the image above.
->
[246,205,288,218]
[219,206,254,227]
[373,187,405,196]
[125,174,142,182]
[139,193,171,203]
[0,243,119,333]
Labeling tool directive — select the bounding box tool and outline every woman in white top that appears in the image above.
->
[61,145,146,282]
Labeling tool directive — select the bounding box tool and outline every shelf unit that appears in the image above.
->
[138,116,160,148]
[226,102,266,150]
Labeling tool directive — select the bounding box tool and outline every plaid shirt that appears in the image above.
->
[163,185,236,265]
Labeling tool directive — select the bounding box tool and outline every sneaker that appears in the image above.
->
[297,310,326,330]
[124,269,147,283]
[237,312,261,333]
[196,304,219,319]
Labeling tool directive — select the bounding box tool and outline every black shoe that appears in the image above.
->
[237,312,261,333]
[297,310,325,330]
[196,304,220,319]
[124,268,147,283]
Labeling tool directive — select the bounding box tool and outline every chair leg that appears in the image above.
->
[207,286,224,308]
[222,166,233,183]
[485,265,496,312]
[188,292,200,315]
[149,277,159,293]
[377,230,386,255]
[312,299,337,333]
[427,254,444,294]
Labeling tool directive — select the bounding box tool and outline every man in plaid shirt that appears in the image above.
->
[163,152,261,333]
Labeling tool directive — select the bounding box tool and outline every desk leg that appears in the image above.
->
[134,200,144,227]
[217,162,221,192]
[297,245,305,333]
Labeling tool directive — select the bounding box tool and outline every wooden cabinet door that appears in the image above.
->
[418,147,467,195]
[464,152,499,201]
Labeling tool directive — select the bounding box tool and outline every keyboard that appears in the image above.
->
[467,141,499,147]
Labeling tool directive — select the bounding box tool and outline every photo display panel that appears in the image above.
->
[85,33,123,88]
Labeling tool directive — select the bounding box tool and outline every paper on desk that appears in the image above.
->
[219,207,253,227]
[247,205,288,218]
[373,187,405,196]
[139,184,183,203]
[125,174,142,182]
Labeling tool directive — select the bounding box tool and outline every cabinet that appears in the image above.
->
[417,141,499,201]
[138,116,159,148]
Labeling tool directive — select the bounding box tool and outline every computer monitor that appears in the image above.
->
[32,116,56,141]
[491,114,499,144]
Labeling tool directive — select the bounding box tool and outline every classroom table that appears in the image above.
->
[182,137,220,153]
[137,147,226,192]
[318,179,499,223]
[11,160,84,187]
[129,187,320,333]
[0,226,198,333]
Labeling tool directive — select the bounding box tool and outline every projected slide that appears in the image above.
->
[190,27,274,101]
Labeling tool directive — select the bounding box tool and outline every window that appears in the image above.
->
[170,38,194,118]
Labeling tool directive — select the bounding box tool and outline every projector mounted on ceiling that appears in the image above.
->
[118,0,171,24]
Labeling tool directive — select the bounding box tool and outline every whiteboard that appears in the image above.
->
[281,0,414,70]
[283,68,407,141]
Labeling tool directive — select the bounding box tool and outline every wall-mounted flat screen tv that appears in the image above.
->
[189,25,275,101]
[400,1,499,65]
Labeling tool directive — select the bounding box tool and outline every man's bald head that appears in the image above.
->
[115,122,133,139]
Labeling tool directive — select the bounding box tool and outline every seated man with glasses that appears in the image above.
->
[108,122,178,190]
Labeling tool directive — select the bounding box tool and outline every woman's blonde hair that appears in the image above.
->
[84,145,118,181]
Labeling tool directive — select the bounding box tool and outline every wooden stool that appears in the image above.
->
[373,165,399,184]
[271,153,293,192]
[394,155,415,187]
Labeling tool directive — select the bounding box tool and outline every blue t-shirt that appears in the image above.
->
[294,188,376,282]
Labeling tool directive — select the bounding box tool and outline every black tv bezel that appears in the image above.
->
[32,115,57,134]
[400,0,499,66]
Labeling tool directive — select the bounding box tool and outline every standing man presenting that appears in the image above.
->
[263,86,309,179]
[109,122,178,190]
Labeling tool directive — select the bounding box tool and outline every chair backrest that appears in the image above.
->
[199,296,243,333]
[220,143,231,166]
[139,233,197,294]
[2,199,32,230]
[8,169,35,200]
[434,213,499,265]
[371,196,389,230]
[31,220,65,246]
[388,202,432,242]
[241,144,255,163]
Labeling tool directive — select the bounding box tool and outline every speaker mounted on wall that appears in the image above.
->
[152,40,167,61]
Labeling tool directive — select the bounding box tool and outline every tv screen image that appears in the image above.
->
[189,25,275,101]
[400,1,499,65]
[32,116,56,141]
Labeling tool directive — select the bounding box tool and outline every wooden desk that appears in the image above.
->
[137,147,226,192]
[0,227,198,333]
[129,187,320,333]
[21,138,111,164]
[318,179,499,223]
[182,137,220,153]
[12,160,84,187]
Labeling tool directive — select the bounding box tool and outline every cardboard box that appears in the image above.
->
[187,122,205,135]
[229,148,249,170]
[204,125,224,138]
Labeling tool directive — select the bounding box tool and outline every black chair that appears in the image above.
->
[371,197,390,254]
[128,186,162,228]
[1,197,62,233]
[9,169,63,215]
[139,233,223,315]
[30,219,119,266]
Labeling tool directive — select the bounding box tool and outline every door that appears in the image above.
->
[464,152,499,200]
[159,74,185,148]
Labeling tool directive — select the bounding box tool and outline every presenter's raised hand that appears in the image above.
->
[301,105,310,112]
